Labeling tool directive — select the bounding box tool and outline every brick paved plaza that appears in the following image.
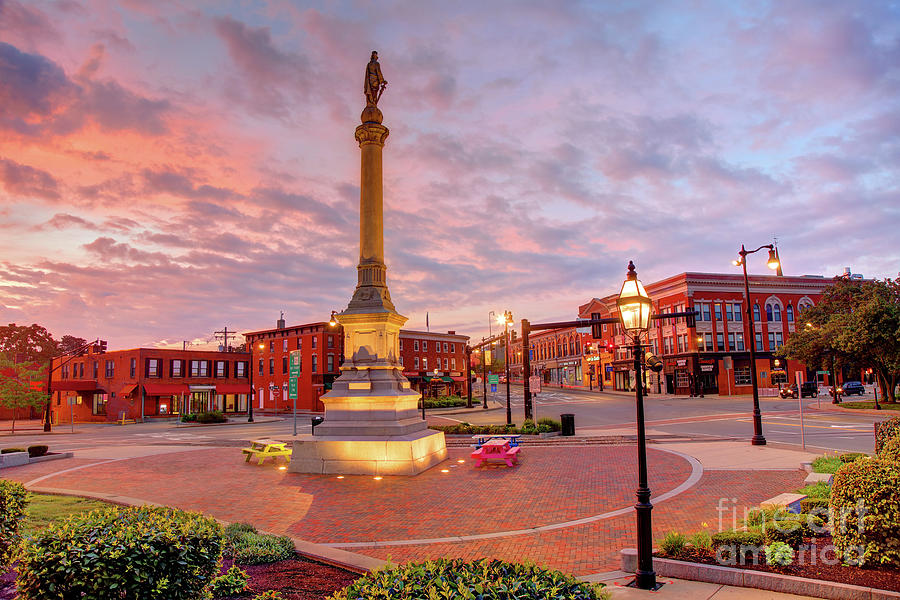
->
[3,443,807,575]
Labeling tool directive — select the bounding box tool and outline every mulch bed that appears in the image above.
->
[660,536,900,593]
[1,555,360,600]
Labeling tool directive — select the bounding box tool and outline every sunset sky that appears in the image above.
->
[1,0,898,349]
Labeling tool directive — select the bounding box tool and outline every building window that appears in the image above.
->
[443,342,448,352]
[697,303,709,322]
[444,358,448,370]
[328,336,335,349]
[414,356,420,369]
[451,358,456,370]
[148,359,161,378]
[704,333,713,351]
[61,364,68,379]
[422,357,428,370]
[92,361,98,379]
[327,354,334,372]
[215,360,227,378]
[714,304,722,321]
[311,355,317,373]
[258,358,263,377]
[716,333,725,351]
[399,339,403,351]
[755,333,763,351]
[92,392,107,415]
[450,343,455,353]
[311,336,317,349]
[753,304,761,322]
[269,358,274,375]
[296,337,302,350]
[734,365,752,386]
[728,333,736,351]
[269,340,274,351]
[786,304,794,322]
[732,303,742,321]
[189,360,206,377]
[130,358,136,378]
[282,356,288,374]
[283,339,288,352]
[236,361,246,378]
[774,332,783,348]
[414,340,420,351]
[423,340,428,351]
[725,303,733,321]
[104,360,114,378]
[735,333,745,351]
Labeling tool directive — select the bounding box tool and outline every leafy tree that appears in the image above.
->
[58,335,89,355]
[0,323,59,365]
[0,354,47,433]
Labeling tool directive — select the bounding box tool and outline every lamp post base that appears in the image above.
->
[626,573,663,591]
[751,435,767,445]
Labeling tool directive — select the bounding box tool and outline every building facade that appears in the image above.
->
[399,330,470,397]
[49,345,250,423]
[243,321,342,413]
[509,328,593,387]
[578,272,830,396]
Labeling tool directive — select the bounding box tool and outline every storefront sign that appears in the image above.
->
[676,359,687,367]
[700,364,715,372]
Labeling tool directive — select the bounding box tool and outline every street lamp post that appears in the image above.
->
[465,345,473,408]
[733,243,780,446]
[481,338,488,409]
[497,310,513,426]
[617,261,661,592]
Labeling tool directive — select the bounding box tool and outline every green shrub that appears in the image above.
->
[16,505,223,600]
[878,436,900,462]
[797,482,830,499]
[765,542,794,566]
[711,531,765,563]
[196,410,227,424]
[224,521,258,538]
[800,497,830,515]
[831,457,900,567]
[743,507,790,529]
[253,592,285,600]
[839,452,867,463]
[0,479,28,568]
[229,531,295,565]
[688,530,713,553]
[764,520,803,547]
[657,531,687,557]
[329,558,606,599]
[27,445,49,458]
[210,565,249,596]
[537,417,562,431]
[422,396,468,409]
[1,447,26,454]
[874,416,900,454]
[181,413,198,422]
[812,454,842,474]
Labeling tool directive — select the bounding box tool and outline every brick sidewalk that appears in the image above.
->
[2,444,806,576]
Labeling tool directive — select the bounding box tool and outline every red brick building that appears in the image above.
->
[49,345,250,423]
[243,320,342,413]
[578,272,830,396]
[508,328,593,387]
[399,330,470,397]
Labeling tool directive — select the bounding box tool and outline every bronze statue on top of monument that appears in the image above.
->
[364,50,387,107]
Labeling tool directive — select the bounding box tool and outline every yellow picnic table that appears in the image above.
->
[241,439,292,465]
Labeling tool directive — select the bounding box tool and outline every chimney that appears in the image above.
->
[447,330,455,335]
[277,310,285,329]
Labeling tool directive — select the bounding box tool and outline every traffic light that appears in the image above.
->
[99,340,108,353]
[591,312,602,339]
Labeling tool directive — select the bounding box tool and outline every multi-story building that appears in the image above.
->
[399,330,470,397]
[243,319,342,413]
[578,272,830,396]
[508,328,592,387]
[49,345,250,423]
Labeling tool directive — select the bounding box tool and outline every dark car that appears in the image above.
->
[830,381,865,396]
[780,382,818,399]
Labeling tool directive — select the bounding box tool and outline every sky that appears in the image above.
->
[1,0,898,350]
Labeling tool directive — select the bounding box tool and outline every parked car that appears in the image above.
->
[780,382,818,399]
[829,381,865,396]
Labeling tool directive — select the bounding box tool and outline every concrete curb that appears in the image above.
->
[432,402,504,416]
[620,548,900,600]
[26,485,387,575]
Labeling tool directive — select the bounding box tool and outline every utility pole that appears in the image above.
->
[214,327,235,352]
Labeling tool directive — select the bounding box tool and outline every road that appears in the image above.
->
[0,387,891,455]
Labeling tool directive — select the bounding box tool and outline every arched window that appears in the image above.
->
[575,338,581,354]
[786,304,794,322]
[765,304,773,322]
[569,338,575,355]
[753,304,761,322]
[773,303,781,322]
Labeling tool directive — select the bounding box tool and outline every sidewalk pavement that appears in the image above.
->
[587,572,820,599]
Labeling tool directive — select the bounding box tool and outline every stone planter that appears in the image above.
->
[0,451,30,468]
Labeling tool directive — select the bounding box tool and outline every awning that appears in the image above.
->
[121,384,138,396]
[402,371,418,378]
[450,376,466,382]
[441,376,453,383]
[52,380,101,392]
[143,383,189,395]
[214,383,250,394]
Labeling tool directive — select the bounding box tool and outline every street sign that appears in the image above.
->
[488,374,499,384]
[529,375,542,394]
[723,356,733,370]
[289,351,301,400]
[490,384,497,393]
[816,370,829,375]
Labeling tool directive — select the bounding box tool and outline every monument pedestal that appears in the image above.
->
[289,430,446,476]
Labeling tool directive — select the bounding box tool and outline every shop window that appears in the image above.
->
[92,392,107,415]
[734,365,752,386]
[676,371,690,388]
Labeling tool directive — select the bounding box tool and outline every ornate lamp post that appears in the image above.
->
[733,244,780,445]
[617,261,660,591]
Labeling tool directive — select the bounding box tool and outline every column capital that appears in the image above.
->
[355,123,389,147]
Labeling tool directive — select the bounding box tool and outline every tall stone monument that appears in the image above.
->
[289,52,447,476]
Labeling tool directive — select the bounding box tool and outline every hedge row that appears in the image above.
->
[0,479,28,568]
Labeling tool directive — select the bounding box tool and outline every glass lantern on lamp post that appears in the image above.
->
[617,261,661,591]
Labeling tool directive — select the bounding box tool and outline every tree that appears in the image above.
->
[0,354,47,433]
[0,323,59,365]
[58,335,89,355]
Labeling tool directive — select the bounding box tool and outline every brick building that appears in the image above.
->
[578,272,830,396]
[508,328,592,387]
[399,330,470,397]
[243,320,342,413]
[49,344,250,423]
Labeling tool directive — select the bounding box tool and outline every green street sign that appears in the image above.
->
[488,374,499,384]
[289,351,302,400]
[816,370,829,375]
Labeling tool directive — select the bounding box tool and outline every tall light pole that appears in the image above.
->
[733,243,780,445]
[481,338,488,409]
[497,310,513,426]
[617,261,660,591]
[248,341,264,422]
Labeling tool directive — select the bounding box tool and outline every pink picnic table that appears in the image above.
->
[471,438,520,467]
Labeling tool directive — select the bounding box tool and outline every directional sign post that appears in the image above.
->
[289,351,301,435]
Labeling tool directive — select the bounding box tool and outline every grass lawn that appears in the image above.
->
[840,401,900,410]
[796,481,830,499]
[21,493,112,536]
[812,454,842,474]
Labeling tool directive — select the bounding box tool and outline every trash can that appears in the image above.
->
[560,413,575,436]
[311,416,324,433]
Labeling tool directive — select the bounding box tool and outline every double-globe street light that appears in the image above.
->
[616,261,661,591]
[732,244,780,446]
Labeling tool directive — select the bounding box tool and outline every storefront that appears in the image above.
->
[698,359,718,394]
[664,357,693,396]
